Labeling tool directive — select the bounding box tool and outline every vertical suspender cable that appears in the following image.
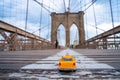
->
[68,0,70,12]
[117,0,119,22]
[53,0,55,12]
[10,0,11,18]
[79,0,82,11]
[2,0,4,19]
[48,0,50,40]
[71,0,79,11]
[34,0,51,13]
[84,0,89,48]
[117,0,120,49]
[116,0,119,49]
[109,0,115,48]
[84,0,97,11]
[15,0,17,23]
[93,4,98,48]
[39,0,43,36]
[25,0,29,50]
[92,2,98,35]
[25,0,29,31]
[84,0,89,40]
[109,0,114,28]
[63,0,66,12]
[85,15,89,39]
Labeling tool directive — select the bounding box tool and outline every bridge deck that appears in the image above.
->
[75,49,120,69]
[0,49,62,69]
[0,49,120,80]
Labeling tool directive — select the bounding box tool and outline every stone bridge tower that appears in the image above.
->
[51,11,85,47]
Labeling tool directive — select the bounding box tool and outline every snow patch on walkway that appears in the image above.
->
[21,48,114,70]
[9,49,117,79]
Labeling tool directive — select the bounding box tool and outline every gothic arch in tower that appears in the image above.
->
[51,11,85,47]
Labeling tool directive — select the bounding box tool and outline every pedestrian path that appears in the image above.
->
[9,49,120,80]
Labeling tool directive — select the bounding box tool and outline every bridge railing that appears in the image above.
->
[0,20,55,51]
[85,25,120,49]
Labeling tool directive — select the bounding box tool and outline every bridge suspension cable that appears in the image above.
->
[32,23,50,34]
[84,0,89,39]
[63,0,67,12]
[24,0,29,49]
[73,0,96,12]
[84,0,97,11]
[50,0,60,12]
[25,0,29,31]
[117,0,119,22]
[1,0,4,18]
[92,1,98,35]
[87,24,105,32]
[68,0,71,12]
[109,0,114,28]
[34,0,52,13]
[71,0,81,11]
[109,0,115,46]
[47,0,51,39]
[39,0,43,36]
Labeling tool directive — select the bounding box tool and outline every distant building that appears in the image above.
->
[73,40,79,46]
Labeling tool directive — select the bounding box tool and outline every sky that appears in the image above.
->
[0,0,120,46]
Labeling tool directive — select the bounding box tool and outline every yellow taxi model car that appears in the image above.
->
[58,53,76,71]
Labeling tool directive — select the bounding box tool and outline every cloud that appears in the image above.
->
[3,17,39,31]
[85,21,120,39]
[0,0,120,46]
[0,0,54,41]
[84,2,119,39]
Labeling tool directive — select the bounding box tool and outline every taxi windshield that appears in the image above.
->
[62,58,72,61]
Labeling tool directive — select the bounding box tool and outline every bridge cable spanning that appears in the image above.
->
[79,0,82,11]
[0,20,54,50]
[34,0,51,13]
[2,0,4,18]
[86,0,120,49]
[25,0,29,31]
[39,0,43,36]
[71,0,82,11]
[47,0,51,39]
[63,0,66,12]
[87,24,105,32]
[109,0,115,28]
[25,0,29,49]
[71,0,79,10]
[0,0,120,50]
[84,0,97,11]
[50,0,61,12]
[109,0,115,45]
[68,0,71,12]
[92,1,98,35]
[84,0,117,35]
[32,23,50,34]
[73,0,97,12]
[33,0,52,39]
[84,0,89,40]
